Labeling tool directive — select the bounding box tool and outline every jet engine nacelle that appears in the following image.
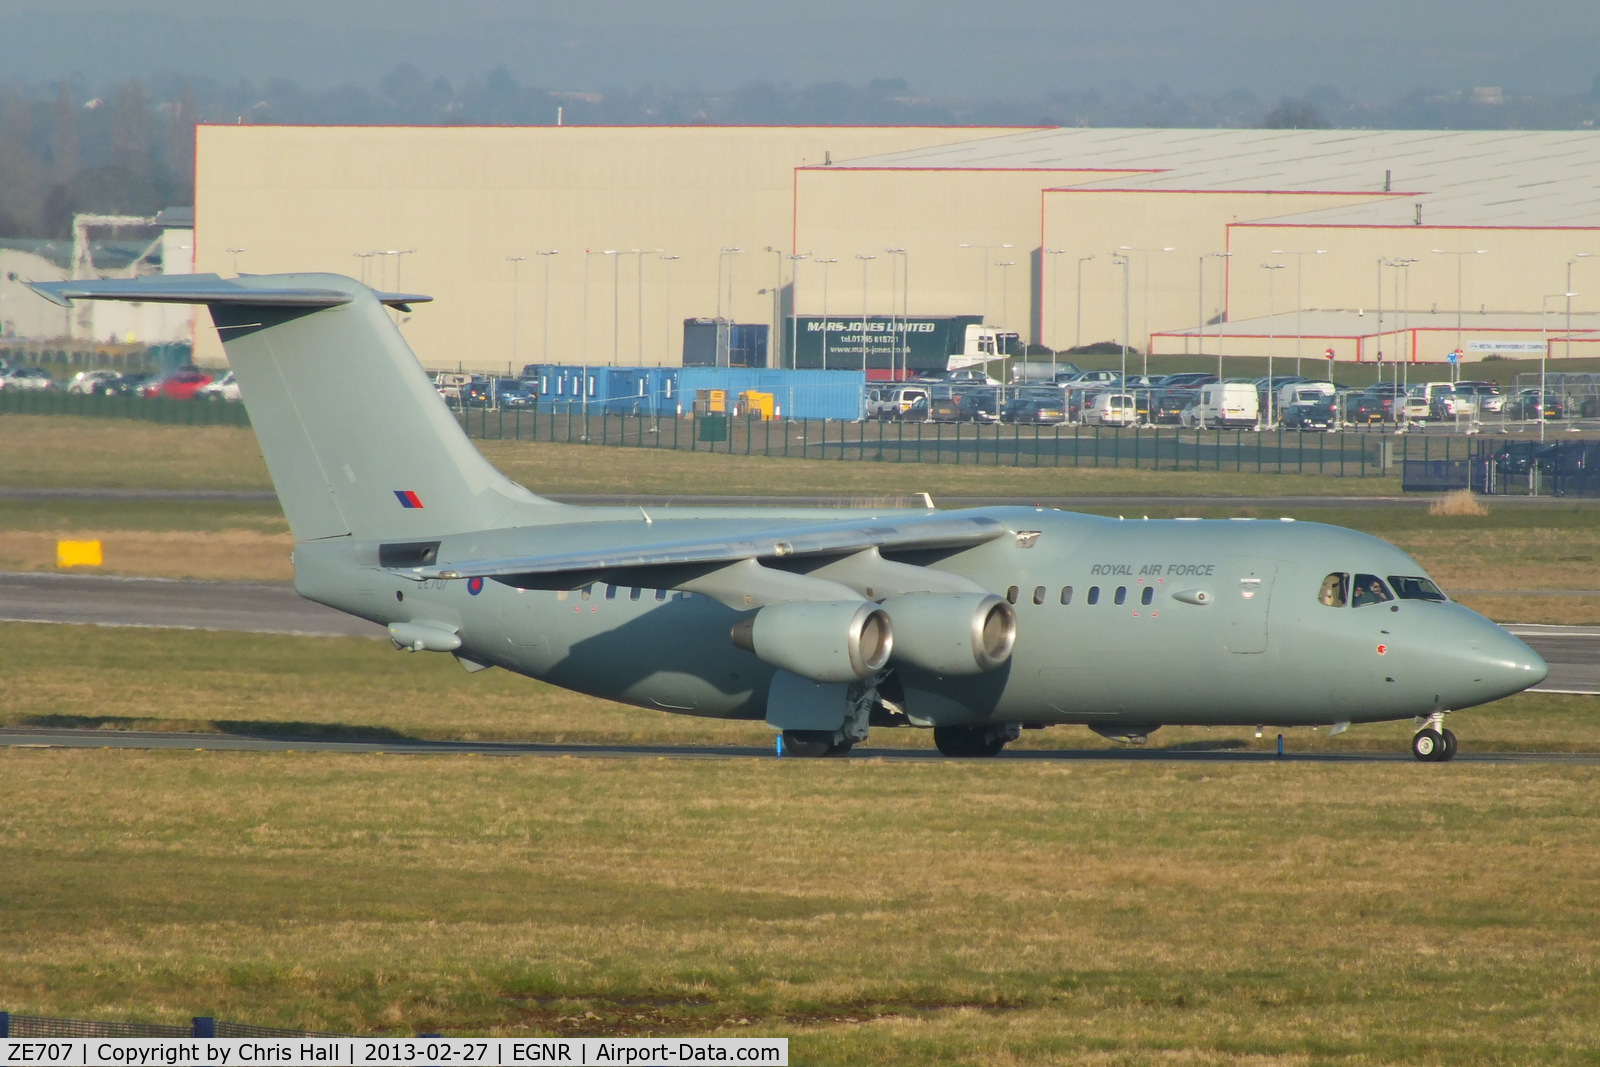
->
[729,599,893,683]
[880,592,1016,675]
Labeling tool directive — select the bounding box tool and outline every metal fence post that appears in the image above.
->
[192,1018,215,1039]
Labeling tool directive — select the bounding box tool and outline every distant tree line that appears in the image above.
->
[2,66,1598,238]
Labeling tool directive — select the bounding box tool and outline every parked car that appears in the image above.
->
[1509,389,1563,421]
[67,369,121,395]
[1150,388,1199,425]
[100,372,153,397]
[873,385,930,420]
[999,396,1068,424]
[0,366,56,391]
[1341,391,1387,425]
[141,366,212,400]
[955,388,1000,423]
[1281,395,1340,431]
[497,379,538,408]
[1083,392,1137,427]
[194,371,242,401]
[1453,381,1505,414]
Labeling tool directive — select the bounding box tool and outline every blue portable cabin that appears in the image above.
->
[678,368,865,420]
[522,364,680,415]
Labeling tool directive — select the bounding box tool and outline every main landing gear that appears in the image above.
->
[1411,713,1458,762]
[780,730,854,757]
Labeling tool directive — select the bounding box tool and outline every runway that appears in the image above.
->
[3,726,1598,764]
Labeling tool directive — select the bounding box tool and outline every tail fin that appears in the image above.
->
[30,273,559,541]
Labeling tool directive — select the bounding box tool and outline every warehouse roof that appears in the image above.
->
[838,128,1600,229]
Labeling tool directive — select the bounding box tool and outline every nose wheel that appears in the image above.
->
[1412,723,1458,762]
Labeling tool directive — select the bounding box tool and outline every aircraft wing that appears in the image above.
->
[413,512,1008,585]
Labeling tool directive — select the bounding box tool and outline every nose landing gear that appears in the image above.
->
[1412,713,1458,762]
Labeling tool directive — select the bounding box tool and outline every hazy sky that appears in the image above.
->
[6,0,1598,99]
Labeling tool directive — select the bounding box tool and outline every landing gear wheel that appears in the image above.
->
[1412,728,1445,762]
[781,730,833,758]
[825,739,854,757]
[933,725,1009,758]
[1439,728,1458,762]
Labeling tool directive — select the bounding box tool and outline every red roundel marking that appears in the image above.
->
[467,577,484,596]
[1376,644,1387,655]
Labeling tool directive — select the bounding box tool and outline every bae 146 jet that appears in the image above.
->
[30,274,1547,760]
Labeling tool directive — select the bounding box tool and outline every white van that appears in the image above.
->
[1182,382,1260,429]
[1084,392,1137,427]
[1403,381,1458,421]
[1278,381,1336,410]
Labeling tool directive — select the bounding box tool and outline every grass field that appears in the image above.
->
[4,744,1599,1062]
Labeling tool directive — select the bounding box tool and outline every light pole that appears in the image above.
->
[1567,253,1592,362]
[995,260,1015,380]
[506,255,526,366]
[762,247,784,368]
[1111,251,1131,387]
[583,249,608,362]
[1044,248,1068,373]
[1075,254,1094,354]
[604,249,626,365]
[1210,252,1232,383]
[630,249,661,364]
[856,254,877,372]
[1118,244,1174,375]
[1271,248,1327,376]
[1260,262,1285,427]
[352,251,374,286]
[816,257,837,370]
[536,250,558,365]
[787,253,808,369]
[1540,293,1579,444]
[384,248,416,291]
[658,254,679,364]
[885,247,908,380]
[227,247,245,276]
[1431,248,1489,358]
[959,242,1013,327]
[717,246,743,367]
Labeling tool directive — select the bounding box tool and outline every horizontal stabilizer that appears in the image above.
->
[27,274,430,310]
[414,513,1009,581]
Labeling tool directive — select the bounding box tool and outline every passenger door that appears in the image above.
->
[1223,560,1277,654]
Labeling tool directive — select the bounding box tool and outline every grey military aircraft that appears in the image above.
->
[31,273,1547,761]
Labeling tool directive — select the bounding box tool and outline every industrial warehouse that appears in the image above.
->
[186,124,1600,374]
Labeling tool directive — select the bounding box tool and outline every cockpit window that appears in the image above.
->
[1318,572,1348,607]
[1351,574,1394,608]
[1389,576,1447,602]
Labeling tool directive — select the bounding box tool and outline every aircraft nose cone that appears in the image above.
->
[1466,617,1548,698]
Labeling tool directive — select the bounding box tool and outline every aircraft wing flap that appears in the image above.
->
[413,513,1007,580]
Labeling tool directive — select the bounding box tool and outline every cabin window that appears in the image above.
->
[556,589,567,601]
[605,585,617,600]
[1389,576,1447,602]
[629,587,642,601]
[1351,574,1394,608]
[1141,585,1154,606]
[655,588,668,601]
[1087,586,1100,605]
[1033,586,1046,605]
[1060,586,1073,605]
[1318,573,1349,608]
[580,585,592,601]
[1114,586,1127,606]
[1006,586,1019,604]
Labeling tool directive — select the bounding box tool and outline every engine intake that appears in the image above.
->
[880,592,1016,674]
[729,599,893,683]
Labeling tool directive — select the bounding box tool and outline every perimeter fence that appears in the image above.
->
[0,387,251,427]
[0,1012,342,1039]
[449,405,1530,480]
